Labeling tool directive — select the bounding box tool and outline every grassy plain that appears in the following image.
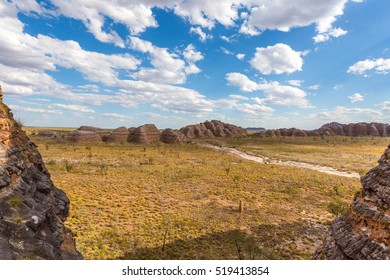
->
[206,136,390,175]
[24,130,384,260]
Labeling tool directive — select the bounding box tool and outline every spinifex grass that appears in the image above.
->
[29,133,365,260]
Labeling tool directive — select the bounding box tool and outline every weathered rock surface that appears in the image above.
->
[253,128,307,137]
[106,126,129,143]
[180,120,247,139]
[160,129,187,144]
[37,130,62,140]
[64,130,101,143]
[0,86,81,259]
[130,124,161,144]
[77,126,110,141]
[313,144,390,260]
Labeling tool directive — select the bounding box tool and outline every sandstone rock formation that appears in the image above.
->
[313,144,390,260]
[77,126,110,141]
[0,86,81,259]
[254,128,307,137]
[160,129,187,144]
[180,120,247,139]
[106,126,129,143]
[130,124,161,144]
[37,130,62,140]
[254,122,390,138]
[64,130,101,143]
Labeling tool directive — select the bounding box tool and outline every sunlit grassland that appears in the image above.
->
[204,136,390,175]
[29,134,364,260]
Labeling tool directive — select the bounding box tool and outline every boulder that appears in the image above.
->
[313,144,390,260]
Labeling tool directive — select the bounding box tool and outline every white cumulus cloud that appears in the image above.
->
[250,43,304,75]
[348,93,364,103]
[49,103,95,113]
[236,53,245,60]
[348,58,390,75]
[226,72,311,108]
[189,27,213,42]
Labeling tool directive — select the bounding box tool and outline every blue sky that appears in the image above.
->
[1,0,389,129]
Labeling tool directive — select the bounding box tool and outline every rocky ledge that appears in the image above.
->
[313,143,390,259]
[0,86,81,259]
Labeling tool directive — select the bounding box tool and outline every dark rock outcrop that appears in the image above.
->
[64,130,101,143]
[77,126,110,140]
[37,130,62,140]
[313,144,390,260]
[0,86,81,259]
[180,120,247,139]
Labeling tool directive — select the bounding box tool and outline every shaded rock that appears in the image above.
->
[369,124,380,137]
[291,128,307,137]
[106,127,129,143]
[180,126,196,139]
[265,130,276,137]
[204,129,215,138]
[160,129,187,144]
[313,143,390,260]
[77,126,110,140]
[214,125,226,137]
[0,85,81,260]
[353,123,369,136]
[37,130,62,139]
[64,130,101,143]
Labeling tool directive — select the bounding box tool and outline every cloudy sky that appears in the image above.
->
[1,0,389,129]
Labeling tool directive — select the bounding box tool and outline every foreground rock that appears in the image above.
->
[313,144,390,259]
[0,86,81,259]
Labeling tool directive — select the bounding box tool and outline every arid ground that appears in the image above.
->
[26,128,389,260]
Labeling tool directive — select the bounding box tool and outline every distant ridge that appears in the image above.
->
[38,120,248,144]
[246,127,266,131]
[253,122,390,137]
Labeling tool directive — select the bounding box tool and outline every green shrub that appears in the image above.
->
[327,198,349,216]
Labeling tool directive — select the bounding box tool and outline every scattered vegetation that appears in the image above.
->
[25,131,377,260]
[207,136,389,175]
[7,194,24,208]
